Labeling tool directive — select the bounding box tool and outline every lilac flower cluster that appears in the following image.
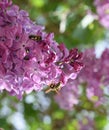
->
[0,0,83,99]
[94,0,109,28]
[55,48,109,110]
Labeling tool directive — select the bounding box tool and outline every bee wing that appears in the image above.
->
[55,89,60,95]
[45,88,52,93]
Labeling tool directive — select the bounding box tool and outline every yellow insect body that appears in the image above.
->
[29,35,42,42]
[45,82,61,94]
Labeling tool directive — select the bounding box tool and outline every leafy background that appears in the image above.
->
[0,0,109,130]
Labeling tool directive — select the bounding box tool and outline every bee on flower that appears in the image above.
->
[29,35,42,42]
[45,82,62,94]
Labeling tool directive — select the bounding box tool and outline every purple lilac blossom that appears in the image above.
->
[79,48,104,106]
[54,80,79,110]
[94,0,109,28]
[55,48,109,110]
[79,48,109,106]
[0,0,83,99]
[78,116,95,130]
[100,48,109,86]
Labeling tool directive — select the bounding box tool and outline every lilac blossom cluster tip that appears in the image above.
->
[55,48,109,110]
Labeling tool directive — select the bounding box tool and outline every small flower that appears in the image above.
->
[0,44,9,63]
[0,0,12,10]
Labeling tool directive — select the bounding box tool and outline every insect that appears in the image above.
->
[29,35,42,42]
[45,82,62,94]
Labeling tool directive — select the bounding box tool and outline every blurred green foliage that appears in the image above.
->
[12,0,105,49]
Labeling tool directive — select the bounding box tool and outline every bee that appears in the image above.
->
[29,35,42,42]
[45,82,62,94]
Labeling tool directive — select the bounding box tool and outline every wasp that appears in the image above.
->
[45,82,62,94]
[29,35,42,42]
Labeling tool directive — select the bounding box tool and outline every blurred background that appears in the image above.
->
[0,0,109,130]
